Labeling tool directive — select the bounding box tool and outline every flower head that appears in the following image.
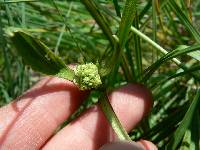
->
[73,63,102,90]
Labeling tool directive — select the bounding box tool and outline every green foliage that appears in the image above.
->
[1,0,200,149]
[168,0,200,44]
[166,89,200,149]
[118,0,137,49]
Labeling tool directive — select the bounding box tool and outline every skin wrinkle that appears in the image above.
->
[35,91,68,126]
[17,124,40,148]
[70,128,94,150]
[0,77,88,149]
[0,77,54,144]
[3,99,37,147]
[75,106,115,148]
[0,107,15,133]
[28,100,57,146]
[42,125,95,150]
[2,123,38,149]
[2,101,51,149]
[0,97,35,147]
[76,121,97,149]
[42,106,113,150]
[42,118,105,150]
[3,97,65,149]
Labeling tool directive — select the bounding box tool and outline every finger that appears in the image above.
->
[43,84,152,150]
[138,140,158,150]
[0,77,88,150]
[100,141,144,150]
[99,140,157,150]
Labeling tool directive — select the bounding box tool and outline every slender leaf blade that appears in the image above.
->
[81,0,115,47]
[168,0,200,44]
[142,44,200,82]
[166,89,200,150]
[188,51,200,61]
[118,0,137,49]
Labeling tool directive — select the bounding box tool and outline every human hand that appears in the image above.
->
[0,77,157,150]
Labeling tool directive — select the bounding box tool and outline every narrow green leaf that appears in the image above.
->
[118,0,137,49]
[188,51,200,61]
[152,0,157,62]
[81,0,117,77]
[176,45,200,61]
[141,104,187,140]
[180,112,200,150]
[166,89,200,150]
[153,64,200,88]
[0,0,38,4]
[95,4,183,68]
[142,44,200,82]
[9,30,74,80]
[133,12,142,79]
[139,0,152,20]
[105,0,137,78]
[190,112,200,150]
[112,0,121,17]
[125,44,136,80]
[81,0,115,47]
[168,0,200,44]
[180,129,192,150]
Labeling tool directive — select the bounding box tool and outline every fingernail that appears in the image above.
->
[99,140,145,150]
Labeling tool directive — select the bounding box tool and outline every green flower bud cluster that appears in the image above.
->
[73,63,102,90]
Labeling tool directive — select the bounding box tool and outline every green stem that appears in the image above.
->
[133,12,143,79]
[130,26,181,65]
[99,92,131,140]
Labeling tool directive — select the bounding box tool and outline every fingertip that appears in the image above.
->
[138,140,158,150]
[119,83,153,115]
[109,83,153,131]
[100,140,144,150]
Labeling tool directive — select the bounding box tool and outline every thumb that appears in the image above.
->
[100,140,157,150]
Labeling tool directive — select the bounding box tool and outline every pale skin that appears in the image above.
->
[0,77,157,150]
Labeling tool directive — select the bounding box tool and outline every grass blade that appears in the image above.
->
[152,0,157,62]
[0,0,37,4]
[112,0,121,17]
[168,0,200,44]
[166,89,200,150]
[188,51,200,61]
[133,12,142,79]
[139,0,152,20]
[118,0,137,49]
[81,0,115,47]
[107,0,137,78]
[142,44,200,82]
